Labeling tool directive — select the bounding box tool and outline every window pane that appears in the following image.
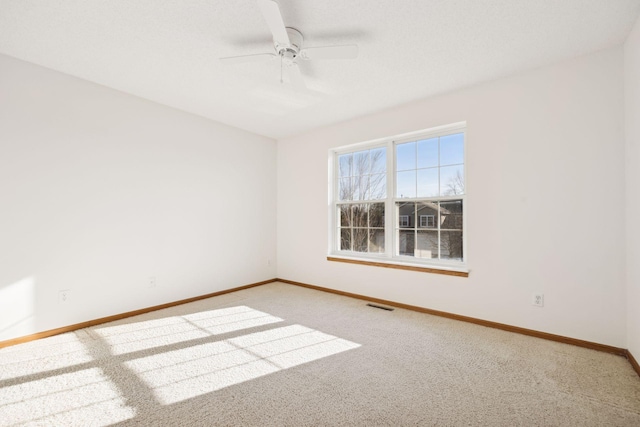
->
[371,147,386,174]
[416,230,438,259]
[441,230,463,260]
[340,202,386,254]
[397,202,414,228]
[396,142,416,171]
[419,215,434,228]
[352,204,368,228]
[354,151,370,176]
[398,230,415,256]
[417,138,438,168]
[338,154,352,178]
[417,168,439,197]
[339,177,352,201]
[369,229,385,253]
[417,202,438,227]
[353,228,368,252]
[440,200,463,230]
[369,173,386,199]
[369,203,385,227]
[440,133,464,166]
[339,148,388,202]
[353,176,369,200]
[440,165,464,196]
[396,171,416,198]
[339,205,351,227]
[349,177,360,201]
[340,228,351,251]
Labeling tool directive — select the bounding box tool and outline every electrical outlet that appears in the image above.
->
[148,276,157,288]
[532,293,544,307]
[59,290,71,304]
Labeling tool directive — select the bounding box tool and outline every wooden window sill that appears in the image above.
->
[326,256,469,277]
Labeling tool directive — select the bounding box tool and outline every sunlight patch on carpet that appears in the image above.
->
[126,324,360,404]
[94,306,283,355]
[0,333,94,380]
[0,367,135,427]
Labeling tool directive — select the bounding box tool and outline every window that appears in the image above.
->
[330,123,466,274]
[336,146,386,253]
[419,215,435,228]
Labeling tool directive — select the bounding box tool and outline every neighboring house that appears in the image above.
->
[340,200,463,259]
[397,201,463,260]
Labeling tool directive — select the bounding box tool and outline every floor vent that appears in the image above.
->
[367,303,394,311]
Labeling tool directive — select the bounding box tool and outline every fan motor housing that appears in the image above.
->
[276,27,303,60]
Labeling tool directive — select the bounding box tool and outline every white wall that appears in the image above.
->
[0,54,277,342]
[278,47,626,347]
[625,16,640,358]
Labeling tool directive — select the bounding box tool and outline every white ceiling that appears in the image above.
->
[1,1,639,139]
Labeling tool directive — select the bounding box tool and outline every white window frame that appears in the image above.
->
[328,122,467,274]
[399,215,410,227]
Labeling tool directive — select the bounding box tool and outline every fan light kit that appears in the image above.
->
[220,0,358,90]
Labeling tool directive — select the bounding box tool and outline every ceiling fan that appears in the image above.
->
[220,0,358,90]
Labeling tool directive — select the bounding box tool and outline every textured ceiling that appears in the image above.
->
[1,1,639,139]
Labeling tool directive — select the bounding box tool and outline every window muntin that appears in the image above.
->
[331,124,466,271]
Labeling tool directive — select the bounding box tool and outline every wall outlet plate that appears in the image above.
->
[532,293,544,307]
[59,290,71,304]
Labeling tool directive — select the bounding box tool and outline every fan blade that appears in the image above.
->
[301,45,358,60]
[286,63,306,91]
[257,0,290,46]
[220,53,277,64]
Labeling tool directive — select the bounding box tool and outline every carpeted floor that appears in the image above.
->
[1,281,639,426]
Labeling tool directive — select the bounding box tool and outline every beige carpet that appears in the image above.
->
[1,281,639,426]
